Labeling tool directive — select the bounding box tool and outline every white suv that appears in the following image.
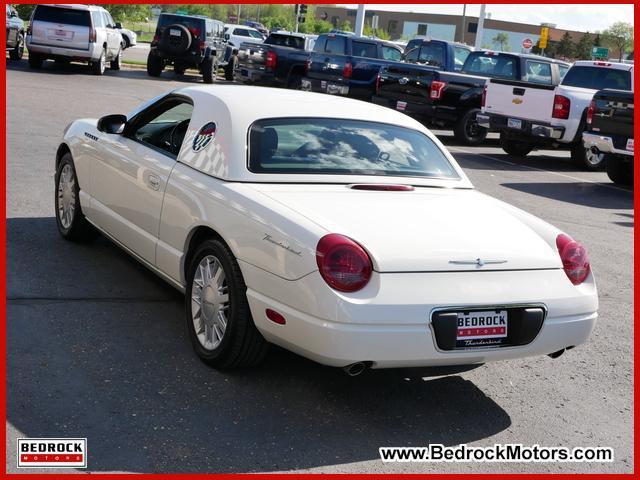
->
[223,24,264,48]
[26,4,123,75]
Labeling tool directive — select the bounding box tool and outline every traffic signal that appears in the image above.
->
[299,4,308,14]
[298,16,305,23]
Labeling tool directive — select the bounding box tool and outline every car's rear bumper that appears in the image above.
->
[583,132,634,157]
[26,39,100,61]
[236,67,279,86]
[242,264,598,369]
[301,77,350,96]
[371,95,458,124]
[477,113,564,140]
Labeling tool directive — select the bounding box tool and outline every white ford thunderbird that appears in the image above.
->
[55,86,597,374]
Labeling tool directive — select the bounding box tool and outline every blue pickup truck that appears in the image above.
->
[402,37,472,72]
[300,33,403,100]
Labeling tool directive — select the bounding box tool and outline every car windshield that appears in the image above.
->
[265,34,305,49]
[248,118,459,179]
[561,66,632,90]
[461,52,516,79]
[34,6,90,26]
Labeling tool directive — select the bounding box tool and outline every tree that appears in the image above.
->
[556,31,575,59]
[593,33,601,47]
[105,5,151,22]
[602,22,633,61]
[492,32,509,51]
[14,4,36,20]
[574,32,593,60]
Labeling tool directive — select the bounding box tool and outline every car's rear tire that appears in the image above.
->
[605,154,633,186]
[201,55,216,84]
[54,153,96,242]
[147,53,163,77]
[287,73,303,90]
[28,52,43,69]
[453,108,488,146]
[500,135,534,157]
[185,238,269,369]
[224,55,237,81]
[91,49,106,76]
[571,142,605,171]
[110,48,122,70]
[9,33,24,61]
[122,35,131,49]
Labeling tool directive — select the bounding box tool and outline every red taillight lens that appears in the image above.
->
[89,27,96,43]
[152,33,160,44]
[556,234,590,285]
[265,50,277,70]
[316,234,373,292]
[188,27,201,38]
[586,100,596,125]
[430,80,447,100]
[342,61,353,79]
[481,86,487,108]
[552,94,571,120]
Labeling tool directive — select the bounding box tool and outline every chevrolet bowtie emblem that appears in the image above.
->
[512,98,523,104]
[449,258,508,267]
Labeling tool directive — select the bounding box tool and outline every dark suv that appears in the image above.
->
[147,13,227,83]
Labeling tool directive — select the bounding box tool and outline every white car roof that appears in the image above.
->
[572,60,633,70]
[165,85,471,187]
[42,4,105,11]
[224,24,259,31]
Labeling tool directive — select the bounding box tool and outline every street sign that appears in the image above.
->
[539,26,549,49]
[522,38,533,49]
[176,8,188,15]
[592,47,609,59]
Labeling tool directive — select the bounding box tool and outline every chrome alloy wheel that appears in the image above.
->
[191,255,230,351]
[585,147,605,167]
[57,163,76,229]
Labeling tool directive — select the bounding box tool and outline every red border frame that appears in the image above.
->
[3,1,637,477]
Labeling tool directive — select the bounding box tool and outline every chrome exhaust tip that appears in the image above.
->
[343,362,371,376]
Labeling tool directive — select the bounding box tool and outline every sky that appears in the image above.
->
[341,4,634,32]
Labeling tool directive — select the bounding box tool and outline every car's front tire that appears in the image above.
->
[54,153,96,242]
[91,49,106,75]
[500,135,534,157]
[453,108,488,146]
[147,53,163,77]
[185,238,269,369]
[9,33,24,61]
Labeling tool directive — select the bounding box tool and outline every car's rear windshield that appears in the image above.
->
[157,14,203,31]
[265,34,305,49]
[34,6,90,26]
[461,52,516,79]
[248,118,459,179]
[561,66,632,90]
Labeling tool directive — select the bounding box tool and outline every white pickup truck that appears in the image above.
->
[477,61,634,170]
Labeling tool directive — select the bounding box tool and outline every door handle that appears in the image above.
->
[513,87,525,96]
[147,174,160,191]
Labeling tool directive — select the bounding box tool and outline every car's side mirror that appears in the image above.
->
[115,22,122,29]
[97,114,127,134]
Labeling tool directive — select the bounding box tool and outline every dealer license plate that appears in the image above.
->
[507,118,522,129]
[456,310,508,348]
[170,29,181,37]
[626,139,634,152]
[396,101,407,111]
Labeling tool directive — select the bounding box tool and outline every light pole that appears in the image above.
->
[461,4,466,43]
[355,4,365,37]
[474,4,486,50]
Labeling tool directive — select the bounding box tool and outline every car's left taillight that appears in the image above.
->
[316,234,372,292]
[556,234,590,285]
[375,71,382,95]
[265,50,277,70]
[430,80,447,100]
[481,86,487,108]
[586,100,596,125]
[552,94,571,119]
[342,61,353,79]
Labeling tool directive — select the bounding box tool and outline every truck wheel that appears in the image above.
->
[453,108,488,146]
[28,53,43,69]
[605,154,633,186]
[110,48,122,70]
[500,135,534,157]
[122,35,131,49]
[201,56,216,84]
[91,49,106,75]
[147,53,164,77]
[9,33,24,61]
[225,56,237,81]
[185,238,269,369]
[571,143,605,171]
[287,74,303,90]
[174,64,186,75]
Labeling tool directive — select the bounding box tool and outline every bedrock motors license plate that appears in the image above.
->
[456,310,508,347]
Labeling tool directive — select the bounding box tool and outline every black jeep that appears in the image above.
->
[147,13,227,83]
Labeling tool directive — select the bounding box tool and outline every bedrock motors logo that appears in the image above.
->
[17,438,87,468]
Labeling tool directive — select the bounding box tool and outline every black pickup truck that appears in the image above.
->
[300,33,403,100]
[372,51,567,145]
[583,89,634,186]
[235,31,316,89]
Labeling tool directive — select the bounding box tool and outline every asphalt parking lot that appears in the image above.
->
[6,61,633,474]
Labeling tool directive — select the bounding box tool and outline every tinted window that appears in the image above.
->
[418,42,445,67]
[462,52,516,79]
[405,38,422,53]
[382,45,402,61]
[34,6,91,26]
[405,47,419,63]
[158,14,203,32]
[234,28,250,37]
[248,29,263,39]
[102,12,111,28]
[558,64,569,80]
[453,47,471,71]
[561,66,632,90]
[248,118,459,179]
[324,35,346,54]
[313,36,326,52]
[265,34,305,49]
[352,41,378,58]
[525,60,552,85]
[131,100,193,157]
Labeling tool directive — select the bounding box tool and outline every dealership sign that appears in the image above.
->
[17,438,87,468]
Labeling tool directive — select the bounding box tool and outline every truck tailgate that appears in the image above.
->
[378,64,439,102]
[484,79,555,122]
[591,89,634,138]
[237,42,267,70]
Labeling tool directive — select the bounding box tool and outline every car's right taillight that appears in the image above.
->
[552,94,571,119]
[304,56,311,74]
[265,50,277,70]
[430,80,447,100]
[586,99,596,125]
[375,71,382,95]
[89,26,96,43]
[316,234,373,292]
[481,86,487,108]
[556,234,590,285]
[342,61,353,79]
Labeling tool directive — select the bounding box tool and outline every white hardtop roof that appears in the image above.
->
[573,60,633,70]
[44,4,104,11]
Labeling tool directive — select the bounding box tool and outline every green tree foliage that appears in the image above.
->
[574,32,593,60]
[602,22,633,61]
[105,5,152,22]
[492,32,509,51]
[14,4,35,20]
[556,31,574,59]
